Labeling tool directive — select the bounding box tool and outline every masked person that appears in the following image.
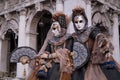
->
[37,12,74,80]
[71,7,92,80]
[71,7,120,80]
[85,18,120,80]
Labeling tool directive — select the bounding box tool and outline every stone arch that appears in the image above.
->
[0,19,19,39]
[26,9,42,49]
[26,9,41,34]
[92,11,112,36]
[26,9,52,50]
[0,19,18,76]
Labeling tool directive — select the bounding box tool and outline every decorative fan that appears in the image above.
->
[10,46,37,64]
[72,42,89,70]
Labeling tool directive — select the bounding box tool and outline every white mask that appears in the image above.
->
[51,21,61,36]
[74,15,86,30]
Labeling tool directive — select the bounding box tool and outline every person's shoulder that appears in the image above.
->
[65,33,74,41]
[87,26,94,32]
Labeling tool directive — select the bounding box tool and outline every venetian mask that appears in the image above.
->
[74,15,86,30]
[51,21,61,36]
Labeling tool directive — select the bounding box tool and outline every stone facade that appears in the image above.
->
[0,0,120,79]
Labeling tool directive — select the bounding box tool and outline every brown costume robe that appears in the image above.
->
[85,33,120,80]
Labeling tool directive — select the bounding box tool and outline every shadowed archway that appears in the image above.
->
[37,10,52,51]
[27,9,52,52]
[5,29,18,77]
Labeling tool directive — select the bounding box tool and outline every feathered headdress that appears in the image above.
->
[72,7,84,16]
[72,7,88,25]
[52,12,67,29]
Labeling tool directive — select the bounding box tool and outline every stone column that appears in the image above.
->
[26,32,38,49]
[18,9,26,47]
[56,0,64,11]
[112,12,120,64]
[0,38,9,72]
[0,38,2,71]
[16,9,29,79]
[86,0,92,27]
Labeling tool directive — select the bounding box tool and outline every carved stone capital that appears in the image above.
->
[0,16,5,25]
[20,8,27,15]
[56,0,63,4]
[101,5,109,13]
[113,11,119,15]
[35,2,43,11]
[0,19,19,40]
[85,0,91,4]
[4,13,11,20]
[113,12,119,21]
[16,8,27,16]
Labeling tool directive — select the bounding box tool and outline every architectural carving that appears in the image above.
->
[42,1,56,12]
[19,8,27,16]
[85,0,91,4]
[4,13,11,20]
[105,0,120,8]
[26,9,38,34]
[0,0,119,79]
[96,0,120,12]
[101,5,109,13]
[35,2,43,11]
[0,19,19,39]
[92,12,113,36]
[7,0,19,8]
[92,1,113,36]
[26,4,54,34]
[0,16,5,26]
[26,8,36,25]
[26,8,38,33]
[0,0,5,11]
[0,0,45,15]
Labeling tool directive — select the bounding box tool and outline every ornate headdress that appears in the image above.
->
[72,7,88,26]
[52,12,67,29]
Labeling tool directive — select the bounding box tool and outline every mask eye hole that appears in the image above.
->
[79,20,83,23]
[74,21,78,23]
[52,28,56,30]
[52,24,58,30]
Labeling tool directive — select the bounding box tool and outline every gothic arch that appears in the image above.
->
[92,11,112,36]
[0,19,18,75]
[0,19,19,39]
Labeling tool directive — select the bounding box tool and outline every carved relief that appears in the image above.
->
[26,2,54,34]
[35,2,43,11]
[105,0,120,8]
[26,8,35,25]
[92,1,113,36]
[0,19,19,39]
[0,11,19,40]
[26,8,37,34]
[42,1,56,13]
[7,0,19,8]
[0,16,5,27]
[0,0,5,11]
